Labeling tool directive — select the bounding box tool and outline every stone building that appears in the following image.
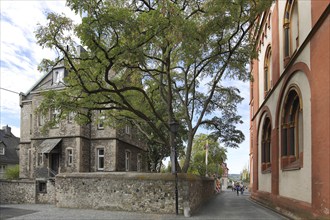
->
[19,64,148,183]
[0,125,19,179]
[250,1,329,219]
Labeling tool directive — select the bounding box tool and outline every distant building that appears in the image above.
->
[0,125,19,179]
[19,62,148,182]
[220,163,229,190]
[250,1,329,219]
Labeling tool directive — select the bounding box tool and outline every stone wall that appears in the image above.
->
[36,180,56,204]
[0,180,35,204]
[55,172,215,215]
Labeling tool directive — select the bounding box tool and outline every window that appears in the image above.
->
[38,114,45,126]
[67,149,73,166]
[37,181,47,193]
[67,112,74,123]
[30,114,32,134]
[37,153,43,166]
[137,153,142,172]
[28,149,31,172]
[281,88,303,169]
[53,69,64,84]
[97,110,105,130]
[261,117,271,172]
[0,145,5,155]
[264,46,272,95]
[0,165,6,175]
[97,148,104,171]
[125,124,131,135]
[283,0,299,64]
[51,109,60,128]
[125,150,131,171]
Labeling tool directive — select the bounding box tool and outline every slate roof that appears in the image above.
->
[0,126,19,165]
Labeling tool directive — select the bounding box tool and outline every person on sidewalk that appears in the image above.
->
[241,184,244,195]
[236,183,240,196]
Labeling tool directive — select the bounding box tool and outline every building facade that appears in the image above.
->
[250,1,329,219]
[0,125,19,179]
[19,64,148,181]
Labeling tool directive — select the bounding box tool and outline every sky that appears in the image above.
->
[0,0,250,174]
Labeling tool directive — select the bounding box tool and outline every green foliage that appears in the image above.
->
[188,134,227,177]
[35,0,272,172]
[5,165,19,180]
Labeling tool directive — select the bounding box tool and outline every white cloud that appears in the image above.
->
[0,0,81,136]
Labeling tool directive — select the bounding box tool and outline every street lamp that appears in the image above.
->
[170,121,179,215]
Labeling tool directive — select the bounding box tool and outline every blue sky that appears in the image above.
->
[0,1,250,174]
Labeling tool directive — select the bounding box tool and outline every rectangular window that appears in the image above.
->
[67,112,74,123]
[30,114,32,134]
[125,124,131,135]
[37,153,43,166]
[37,181,47,193]
[52,109,60,128]
[0,146,5,155]
[0,165,6,175]
[125,150,131,171]
[97,110,105,130]
[67,149,73,166]
[28,149,31,172]
[137,153,142,172]
[38,114,45,126]
[97,148,104,171]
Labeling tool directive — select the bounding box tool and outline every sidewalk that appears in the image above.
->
[0,190,288,219]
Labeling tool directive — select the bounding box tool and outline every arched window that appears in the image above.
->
[264,46,272,95]
[261,117,271,172]
[283,0,299,65]
[281,87,303,169]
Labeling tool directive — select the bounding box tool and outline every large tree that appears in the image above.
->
[36,0,271,173]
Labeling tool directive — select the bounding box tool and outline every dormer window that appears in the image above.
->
[53,69,64,85]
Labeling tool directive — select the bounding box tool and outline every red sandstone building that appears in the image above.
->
[249,1,329,219]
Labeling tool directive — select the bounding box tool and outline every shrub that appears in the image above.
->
[5,165,19,180]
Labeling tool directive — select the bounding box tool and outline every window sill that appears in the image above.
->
[261,163,271,174]
[282,158,302,171]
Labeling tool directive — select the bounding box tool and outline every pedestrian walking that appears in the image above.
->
[241,185,244,195]
[236,184,240,196]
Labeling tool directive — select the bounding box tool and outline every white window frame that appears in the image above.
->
[125,150,131,171]
[67,112,74,123]
[67,148,73,166]
[97,148,104,171]
[125,124,131,135]
[51,109,60,128]
[97,110,105,130]
[0,165,6,174]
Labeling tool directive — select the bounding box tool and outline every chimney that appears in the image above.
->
[2,125,12,135]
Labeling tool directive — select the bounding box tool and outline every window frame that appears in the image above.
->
[261,117,272,173]
[97,110,105,130]
[125,150,131,171]
[67,148,73,166]
[264,45,272,96]
[51,109,60,128]
[0,145,5,155]
[137,153,142,172]
[283,0,299,66]
[281,87,303,170]
[97,148,105,171]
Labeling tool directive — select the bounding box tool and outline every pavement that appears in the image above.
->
[0,190,288,220]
